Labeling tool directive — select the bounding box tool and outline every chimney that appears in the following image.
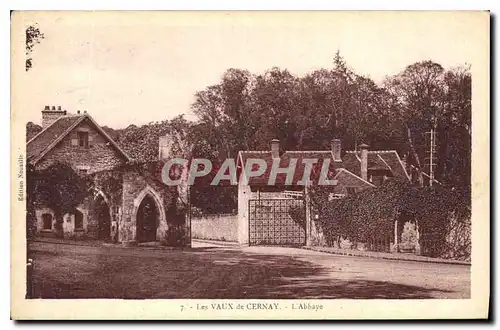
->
[331,139,342,162]
[41,105,67,128]
[271,139,280,158]
[359,143,369,181]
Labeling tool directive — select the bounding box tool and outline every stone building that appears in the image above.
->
[27,106,190,246]
[329,139,411,197]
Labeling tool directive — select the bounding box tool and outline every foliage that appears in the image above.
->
[310,180,471,260]
[25,24,44,71]
[89,169,123,206]
[26,122,42,141]
[189,186,237,215]
[116,115,192,162]
[25,52,468,216]
[288,204,306,228]
[27,162,89,237]
[384,62,471,185]
[66,54,469,214]
[164,225,189,247]
[190,55,470,189]
[26,163,37,238]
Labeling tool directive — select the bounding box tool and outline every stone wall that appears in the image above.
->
[32,164,190,246]
[36,120,125,173]
[61,207,88,239]
[35,205,88,239]
[191,214,238,242]
[35,207,55,234]
[120,168,189,246]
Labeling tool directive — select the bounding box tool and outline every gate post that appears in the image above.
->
[391,219,398,253]
[26,258,33,299]
[415,220,421,255]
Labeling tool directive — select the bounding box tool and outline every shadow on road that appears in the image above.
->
[181,247,453,299]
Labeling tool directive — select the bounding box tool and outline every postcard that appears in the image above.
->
[10,10,490,320]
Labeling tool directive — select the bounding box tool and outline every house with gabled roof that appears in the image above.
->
[27,107,131,175]
[330,139,411,197]
[27,106,190,247]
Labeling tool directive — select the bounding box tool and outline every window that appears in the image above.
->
[42,213,52,230]
[78,131,89,148]
[74,210,84,229]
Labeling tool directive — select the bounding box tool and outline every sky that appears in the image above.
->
[14,11,487,129]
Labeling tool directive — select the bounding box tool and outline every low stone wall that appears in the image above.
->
[191,214,238,242]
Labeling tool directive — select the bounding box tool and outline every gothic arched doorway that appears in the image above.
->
[74,209,84,230]
[136,194,158,243]
[95,195,111,240]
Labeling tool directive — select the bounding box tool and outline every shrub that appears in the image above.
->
[310,180,471,260]
[27,162,89,237]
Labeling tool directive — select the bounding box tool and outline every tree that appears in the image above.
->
[384,61,445,184]
[116,115,193,161]
[385,61,471,187]
[25,24,44,71]
[437,66,471,186]
[26,122,42,141]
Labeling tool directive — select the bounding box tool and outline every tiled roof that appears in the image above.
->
[333,167,375,188]
[340,150,410,181]
[27,115,83,162]
[237,150,337,186]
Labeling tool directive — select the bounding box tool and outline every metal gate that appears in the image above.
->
[249,198,306,246]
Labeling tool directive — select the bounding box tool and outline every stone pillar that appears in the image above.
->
[120,173,137,246]
[391,219,398,253]
[415,220,421,255]
[110,220,118,243]
[177,163,190,247]
[305,184,312,246]
[237,183,250,245]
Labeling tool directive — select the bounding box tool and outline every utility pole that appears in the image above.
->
[429,127,435,187]
[425,119,438,187]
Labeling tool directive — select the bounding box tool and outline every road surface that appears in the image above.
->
[28,240,470,299]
